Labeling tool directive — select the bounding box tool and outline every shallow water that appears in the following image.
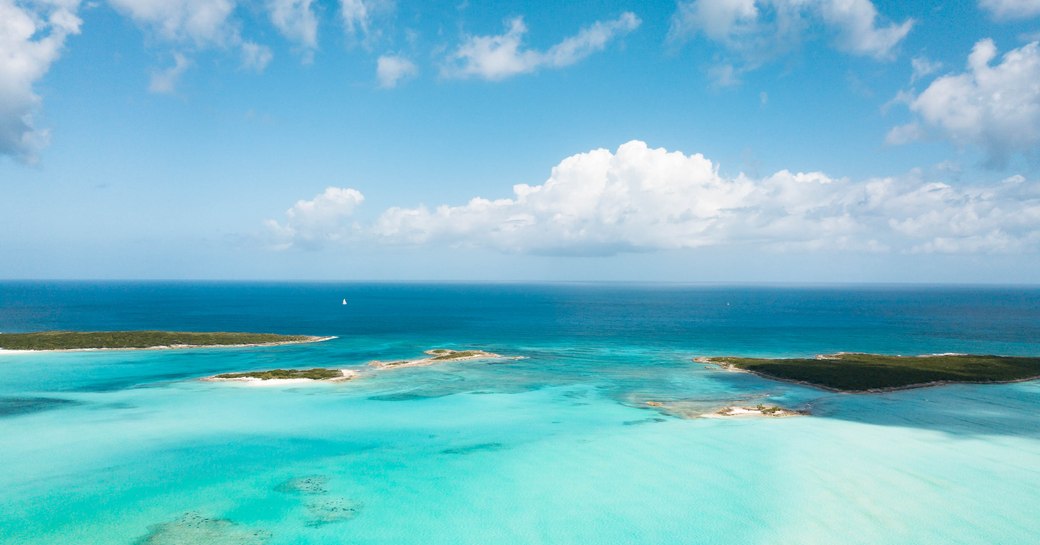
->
[1,282,1039,544]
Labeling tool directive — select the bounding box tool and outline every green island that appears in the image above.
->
[698,353,1040,392]
[212,368,346,381]
[429,349,485,360]
[0,331,331,351]
[369,349,508,369]
[206,348,509,385]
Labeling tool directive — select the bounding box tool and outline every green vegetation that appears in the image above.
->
[756,404,785,415]
[369,349,502,369]
[0,331,317,351]
[707,353,1040,392]
[377,360,413,367]
[214,368,343,380]
[430,350,483,361]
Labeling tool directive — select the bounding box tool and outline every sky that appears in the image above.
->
[1,0,1039,283]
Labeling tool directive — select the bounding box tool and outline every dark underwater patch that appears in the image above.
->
[366,391,452,401]
[622,417,667,426]
[0,396,81,417]
[274,475,329,496]
[135,512,270,545]
[440,442,506,455]
[304,498,363,527]
[63,371,193,392]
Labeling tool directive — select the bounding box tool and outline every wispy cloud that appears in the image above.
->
[669,0,912,84]
[910,55,941,83]
[339,0,394,48]
[240,41,273,72]
[267,0,318,60]
[376,54,417,88]
[443,12,641,81]
[149,53,192,93]
[978,0,1040,21]
[108,0,240,46]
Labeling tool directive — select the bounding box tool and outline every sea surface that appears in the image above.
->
[1,281,1039,545]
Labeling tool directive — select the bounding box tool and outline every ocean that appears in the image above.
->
[1,281,1038,544]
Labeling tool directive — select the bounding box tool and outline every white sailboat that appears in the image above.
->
[342,298,348,305]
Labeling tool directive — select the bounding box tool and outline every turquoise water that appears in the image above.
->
[1,282,1039,544]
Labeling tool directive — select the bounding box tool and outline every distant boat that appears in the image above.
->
[342,298,348,305]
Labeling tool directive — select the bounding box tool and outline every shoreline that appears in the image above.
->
[367,349,515,369]
[0,335,336,355]
[701,405,807,418]
[202,347,514,387]
[203,368,358,386]
[695,356,1040,394]
[643,400,808,419]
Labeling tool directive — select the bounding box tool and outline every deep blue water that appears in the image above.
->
[3,281,1039,356]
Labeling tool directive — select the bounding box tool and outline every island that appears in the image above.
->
[706,405,807,418]
[202,347,515,386]
[205,368,357,384]
[696,353,1040,393]
[643,400,806,419]
[0,330,333,352]
[367,348,511,369]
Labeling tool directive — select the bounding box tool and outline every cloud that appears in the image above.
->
[269,141,1040,256]
[894,39,1040,165]
[443,12,640,81]
[376,54,417,88]
[979,0,1040,20]
[240,41,273,72]
[108,0,239,46]
[110,0,281,80]
[816,0,913,59]
[669,0,912,81]
[340,0,393,47]
[148,52,191,93]
[267,0,317,57]
[672,0,759,44]
[265,187,365,249]
[0,0,82,163]
[884,122,923,145]
[910,55,941,83]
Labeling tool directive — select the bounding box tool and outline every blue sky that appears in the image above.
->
[2,0,1039,282]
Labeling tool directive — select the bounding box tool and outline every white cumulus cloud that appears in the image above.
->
[894,39,1040,165]
[979,0,1040,20]
[269,141,1040,256]
[669,0,912,81]
[376,54,417,88]
[443,12,641,81]
[0,0,82,162]
[266,187,365,249]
